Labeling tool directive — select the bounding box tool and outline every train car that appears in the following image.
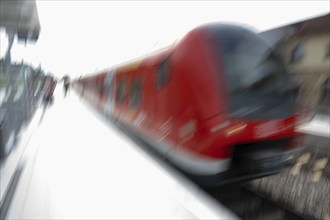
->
[76,23,303,187]
[78,72,108,108]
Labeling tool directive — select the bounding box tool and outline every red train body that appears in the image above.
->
[75,24,302,187]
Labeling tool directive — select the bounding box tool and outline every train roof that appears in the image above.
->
[78,22,260,80]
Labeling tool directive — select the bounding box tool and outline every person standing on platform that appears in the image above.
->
[63,75,70,97]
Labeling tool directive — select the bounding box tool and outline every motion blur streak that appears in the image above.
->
[75,22,303,188]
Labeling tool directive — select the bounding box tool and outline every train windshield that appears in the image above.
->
[211,26,296,119]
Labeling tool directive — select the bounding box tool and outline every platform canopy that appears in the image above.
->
[0,0,40,42]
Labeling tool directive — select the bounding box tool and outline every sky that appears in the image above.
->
[1,1,329,79]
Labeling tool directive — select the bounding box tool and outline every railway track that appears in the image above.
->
[244,143,330,220]
[206,184,307,220]
[203,141,329,220]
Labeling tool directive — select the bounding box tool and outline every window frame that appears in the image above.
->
[290,42,305,63]
[326,42,330,58]
[320,78,330,106]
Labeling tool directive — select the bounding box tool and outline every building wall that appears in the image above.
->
[280,32,329,74]
[279,32,330,116]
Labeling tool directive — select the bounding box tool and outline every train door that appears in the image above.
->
[127,74,143,126]
[154,59,173,155]
[104,70,115,118]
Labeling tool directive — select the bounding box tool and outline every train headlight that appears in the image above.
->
[225,123,247,137]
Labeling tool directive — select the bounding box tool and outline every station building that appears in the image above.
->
[260,13,330,117]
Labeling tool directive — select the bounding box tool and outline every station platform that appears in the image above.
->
[0,87,237,219]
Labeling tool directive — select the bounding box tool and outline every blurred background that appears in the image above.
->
[0,1,329,220]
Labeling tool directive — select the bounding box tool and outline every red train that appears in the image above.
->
[75,24,302,187]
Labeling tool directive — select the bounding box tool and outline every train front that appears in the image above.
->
[206,25,302,181]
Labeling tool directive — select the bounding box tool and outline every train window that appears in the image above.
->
[155,59,170,90]
[98,82,103,94]
[129,79,142,108]
[326,43,330,58]
[320,78,330,106]
[217,33,287,93]
[116,79,126,103]
[291,43,304,63]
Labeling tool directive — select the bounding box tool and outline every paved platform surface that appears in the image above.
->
[2,87,236,219]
